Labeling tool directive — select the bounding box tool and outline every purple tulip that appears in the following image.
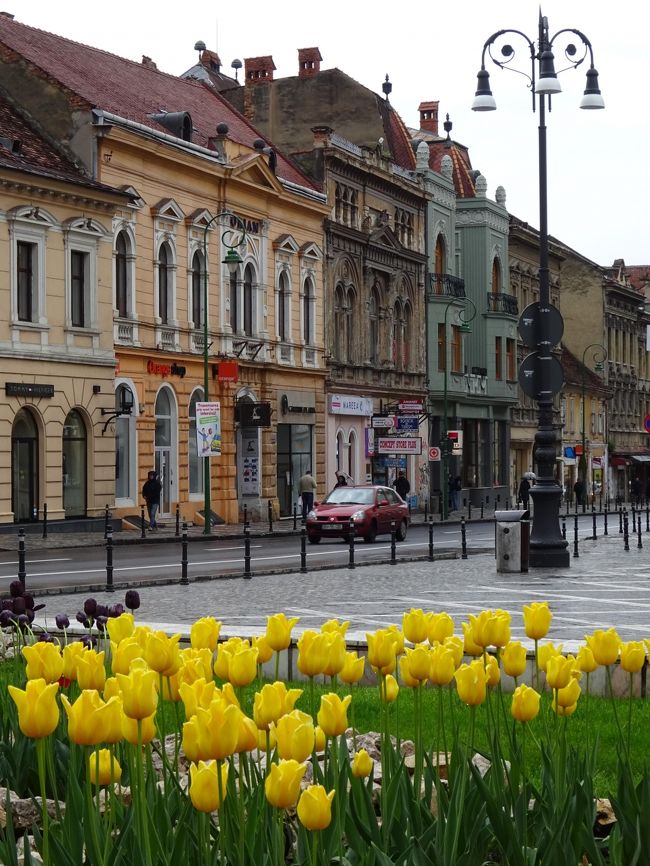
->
[83,598,97,617]
[12,597,26,615]
[81,634,97,649]
[17,614,30,627]
[125,590,141,612]
[23,593,35,610]
[76,611,92,628]
[9,581,23,598]
[55,614,70,630]
[109,603,125,618]
[95,615,108,630]
[1,599,13,611]
[0,610,15,627]
[38,632,53,643]
[95,604,109,619]
[25,609,35,624]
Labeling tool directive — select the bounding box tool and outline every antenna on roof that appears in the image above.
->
[231,58,242,81]
[382,74,392,101]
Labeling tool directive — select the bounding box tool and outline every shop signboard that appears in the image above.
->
[376,437,422,455]
[195,401,221,457]
[395,416,419,432]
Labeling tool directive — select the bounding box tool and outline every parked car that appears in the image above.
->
[306,485,409,544]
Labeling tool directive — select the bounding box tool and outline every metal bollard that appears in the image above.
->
[619,507,623,534]
[268,499,274,533]
[623,511,629,552]
[17,528,26,587]
[175,504,180,537]
[562,516,566,540]
[604,508,608,536]
[480,501,484,519]
[439,491,444,522]
[428,516,434,561]
[180,522,189,585]
[638,516,643,550]
[565,498,570,517]
[424,500,428,521]
[467,501,472,521]
[42,503,48,540]
[244,526,252,578]
[140,505,146,539]
[390,521,397,565]
[592,505,597,540]
[105,527,114,592]
[646,504,650,532]
[293,503,298,530]
[347,518,356,570]
[631,506,637,534]
[599,491,603,512]
[104,504,110,539]
[243,504,248,529]
[460,517,468,560]
[300,527,307,574]
[573,515,579,558]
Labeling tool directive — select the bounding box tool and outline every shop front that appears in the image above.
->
[326,393,374,493]
[276,390,316,516]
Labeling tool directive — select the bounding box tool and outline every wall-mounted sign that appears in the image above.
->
[395,416,419,432]
[5,382,54,398]
[398,399,424,415]
[195,401,221,457]
[329,394,373,416]
[147,360,186,378]
[447,430,463,456]
[428,446,441,461]
[237,402,272,427]
[281,392,315,415]
[372,415,395,429]
[215,361,239,383]
[376,437,422,455]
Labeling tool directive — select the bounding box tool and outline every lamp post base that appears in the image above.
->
[528,483,570,568]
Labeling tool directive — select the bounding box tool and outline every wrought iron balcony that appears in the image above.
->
[428,273,466,300]
[487,292,519,316]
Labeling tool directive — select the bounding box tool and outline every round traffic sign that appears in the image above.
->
[644,414,650,434]
[518,351,564,400]
[428,446,441,461]
[518,302,564,350]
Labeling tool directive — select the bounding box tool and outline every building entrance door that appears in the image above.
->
[11,410,39,522]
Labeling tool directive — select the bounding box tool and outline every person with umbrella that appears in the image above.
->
[518,475,531,509]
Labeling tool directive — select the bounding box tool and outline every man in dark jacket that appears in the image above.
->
[142,470,162,530]
[395,471,410,501]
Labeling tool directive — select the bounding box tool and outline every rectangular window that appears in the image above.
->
[17,241,35,322]
[495,336,502,381]
[451,325,462,373]
[192,267,202,327]
[437,323,446,371]
[506,338,516,380]
[71,250,88,327]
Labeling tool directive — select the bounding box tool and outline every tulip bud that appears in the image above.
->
[125,590,141,611]
[297,785,335,831]
[84,598,98,617]
[510,684,540,722]
[56,614,70,630]
[351,748,373,778]
[88,748,122,786]
[264,759,306,809]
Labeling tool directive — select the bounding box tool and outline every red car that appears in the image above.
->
[306,484,409,544]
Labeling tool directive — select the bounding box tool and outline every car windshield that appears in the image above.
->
[323,487,375,505]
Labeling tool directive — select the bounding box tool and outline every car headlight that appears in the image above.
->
[306,510,316,521]
[351,510,366,521]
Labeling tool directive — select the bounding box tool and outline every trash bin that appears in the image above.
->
[495,509,530,573]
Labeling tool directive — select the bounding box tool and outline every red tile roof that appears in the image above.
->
[428,140,476,198]
[0,15,315,190]
[622,265,650,292]
[377,98,416,171]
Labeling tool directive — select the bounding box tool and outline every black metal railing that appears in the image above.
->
[428,273,466,299]
[487,292,519,315]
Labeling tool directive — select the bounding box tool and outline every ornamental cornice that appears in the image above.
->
[455,209,509,234]
[430,186,456,210]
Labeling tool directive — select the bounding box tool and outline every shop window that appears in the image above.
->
[115,383,135,501]
[276,423,313,516]
[63,410,87,518]
[11,409,39,522]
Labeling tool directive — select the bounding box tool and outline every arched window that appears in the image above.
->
[392,301,403,368]
[347,430,356,480]
[302,276,314,346]
[335,184,342,222]
[62,410,86,518]
[278,271,289,342]
[115,383,135,501]
[189,389,204,495]
[350,190,358,228]
[229,269,238,332]
[243,264,254,336]
[492,258,501,293]
[191,250,204,327]
[433,235,446,293]
[11,409,39,522]
[115,231,129,318]
[369,286,379,365]
[158,241,172,324]
[346,288,355,363]
[336,430,345,473]
[403,302,413,369]
[334,285,345,361]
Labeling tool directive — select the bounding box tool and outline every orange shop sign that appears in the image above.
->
[217,361,239,383]
[146,360,186,378]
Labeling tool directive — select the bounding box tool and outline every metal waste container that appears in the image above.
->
[495,509,529,573]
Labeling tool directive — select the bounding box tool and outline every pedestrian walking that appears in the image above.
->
[142,470,162,530]
[631,477,642,507]
[394,470,410,501]
[298,469,317,522]
[573,478,585,507]
[517,476,530,509]
[449,475,461,511]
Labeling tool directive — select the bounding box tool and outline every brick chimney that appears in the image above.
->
[418,101,439,135]
[141,55,158,70]
[244,55,276,84]
[200,49,222,73]
[298,47,322,79]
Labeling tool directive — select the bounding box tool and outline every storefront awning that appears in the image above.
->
[632,455,650,463]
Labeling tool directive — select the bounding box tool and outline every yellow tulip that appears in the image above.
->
[545,654,575,690]
[254,681,302,730]
[402,645,431,683]
[228,645,259,687]
[387,625,405,657]
[339,651,365,685]
[576,645,598,674]
[61,689,109,746]
[297,785,335,831]
[314,726,326,752]
[556,677,582,708]
[510,684,540,722]
[189,760,228,812]
[488,610,512,649]
[402,608,431,645]
[62,640,85,682]
[620,641,646,674]
[252,634,274,665]
[257,726,277,752]
[111,637,145,676]
[351,749,373,778]
[182,715,203,763]
[274,710,315,762]
[22,642,64,684]
[266,613,300,652]
[454,659,487,706]
[180,647,215,682]
[317,693,352,737]
[144,630,181,676]
[214,643,234,681]
[485,654,500,688]
[297,630,330,678]
[264,759,306,809]
[235,714,259,754]
[322,632,347,678]
[321,618,349,636]
[221,681,241,708]
[502,641,528,678]
[462,622,484,657]
[190,617,222,651]
[180,678,218,719]
[366,629,397,671]
[537,641,563,673]
[193,700,240,761]
[101,695,124,744]
[428,612,455,645]
[398,655,420,689]
[444,635,464,667]
[467,610,493,649]
[103,677,122,701]
[382,674,399,703]
[88,748,122,786]
[122,711,156,745]
[76,648,106,692]
[553,700,578,717]
[106,613,135,644]
[585,628,620,666]
[8,679,60,738]
[429,645,456,686]
[116,662,159,720]
[523,602,553,641]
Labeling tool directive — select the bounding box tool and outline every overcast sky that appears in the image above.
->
[9,0,647,267]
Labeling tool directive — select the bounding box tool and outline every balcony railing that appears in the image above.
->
[428,273,465,300]
[487,292,519,316]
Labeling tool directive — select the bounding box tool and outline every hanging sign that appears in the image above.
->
[376,437,422,455]
[195,401,222,457]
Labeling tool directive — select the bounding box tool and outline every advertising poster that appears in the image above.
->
[196,401,221,457]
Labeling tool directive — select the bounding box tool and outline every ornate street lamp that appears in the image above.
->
[201,211,246,534]
[441,296,476,520]
[580,343,607,511]
[472,12,604,567]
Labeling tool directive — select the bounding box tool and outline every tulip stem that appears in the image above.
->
[217,759,226,865]
[137,721,154,866]
[627,672,633,756]
[275,651,280,682]
[36,737,50,866]
[311,831,318,866]
[521,722,528,857]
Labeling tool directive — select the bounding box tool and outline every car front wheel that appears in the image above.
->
[396,519,408,541]
[307,534,321,544]
[363,521,377,544]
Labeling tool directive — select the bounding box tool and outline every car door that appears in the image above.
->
[384,488,403,530]
[376,487,392,534]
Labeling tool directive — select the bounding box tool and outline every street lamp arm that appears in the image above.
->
[581,342,607,369]
[548,28,597,73]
